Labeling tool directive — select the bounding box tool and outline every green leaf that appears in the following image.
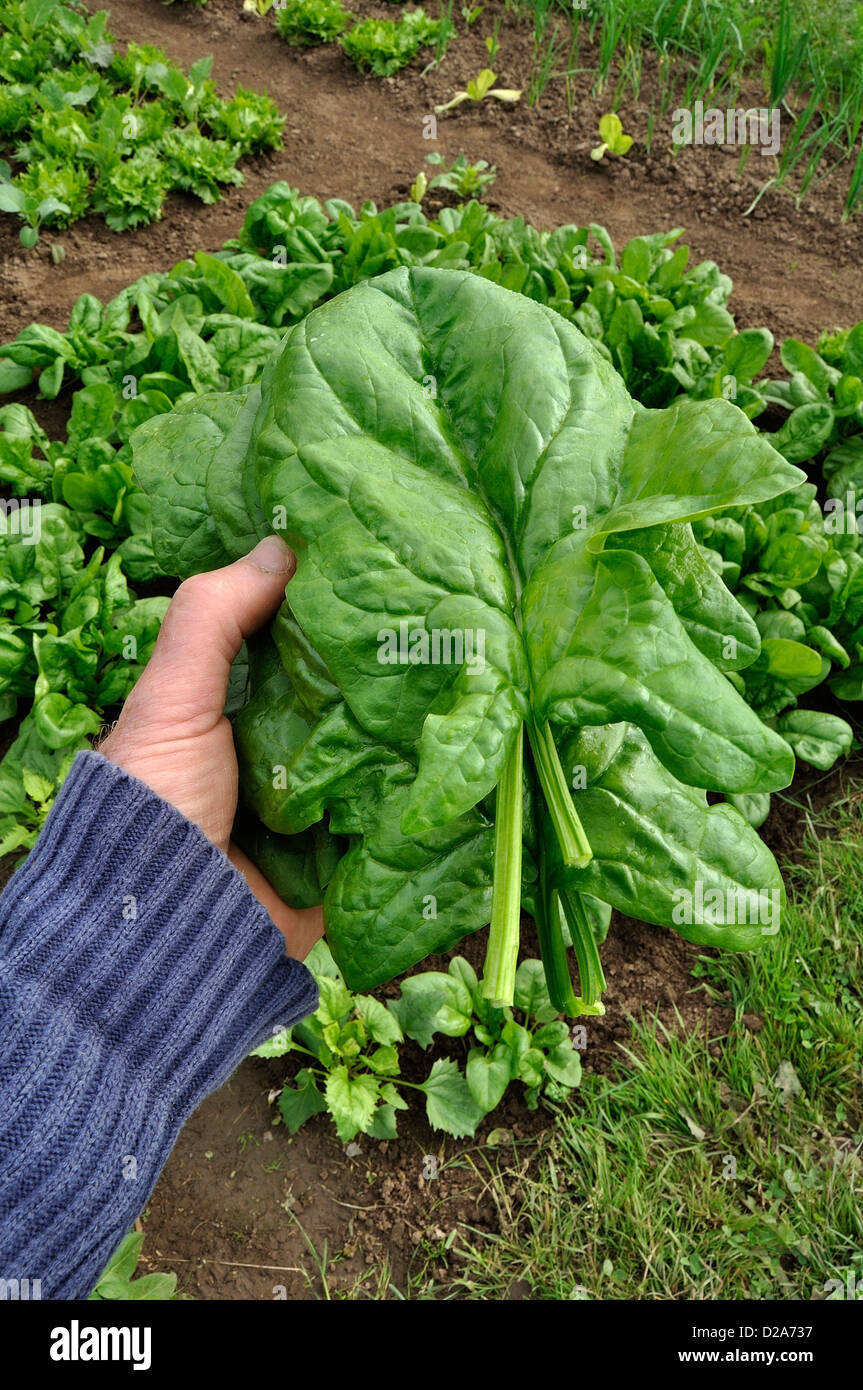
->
[278,1068,328,1133]
[367,1102,399,1140]
[38,355,65,398]
[21,767,54,803]
[31,693,102,749]
[389,970,474,1047]
[98,1232,143,1285]
[193,250,256,318]
[774,710,853,770]
[513,958,558,1022]
[316,974,354,1025]
[421,1057,485,1137]
[324,1066,380,1141]
[355,993,404,1045]
[542,1040,582,1087]
[366,1044,400,1075]
[0,185,27,213]
[465,1043,511,1113]
[560,725,786,950]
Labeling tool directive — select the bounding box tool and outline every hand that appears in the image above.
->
[98,535,323,961]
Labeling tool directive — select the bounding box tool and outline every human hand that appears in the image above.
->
[98,535,324,961]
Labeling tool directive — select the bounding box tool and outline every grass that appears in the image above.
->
[406,780,863,1300]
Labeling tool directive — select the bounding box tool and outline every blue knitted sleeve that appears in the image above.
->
[0,750,319,1300]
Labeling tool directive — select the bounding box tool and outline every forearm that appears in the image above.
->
[0,751,317,1300]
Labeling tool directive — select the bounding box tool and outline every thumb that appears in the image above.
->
[119,535,294,736]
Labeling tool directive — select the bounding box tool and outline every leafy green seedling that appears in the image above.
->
[434,68,521,114]
[424,151,497,198]
[0,164,71,248]
[274,0,353,45]
[252,946,582,1140]
[590,112,634,162]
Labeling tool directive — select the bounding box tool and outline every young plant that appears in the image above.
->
[274,0,353,46]
[0,163,72,247]
[434,67,521,113]
[590,111,634,161]
[252,944,486,1140]
[252,944,583,1140]
[391,956,584,1111]
[339,10,448,77]
[424,150,496,197]
[409,170,428,203]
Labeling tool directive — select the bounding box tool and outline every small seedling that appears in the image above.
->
[434,68,521,114]
[0,164,71,249]
[590,112,634,161]
[424,151,497,197]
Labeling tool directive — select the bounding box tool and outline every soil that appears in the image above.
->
[2,0,863,1300]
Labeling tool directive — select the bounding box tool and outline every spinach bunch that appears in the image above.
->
[132,268,804,1015]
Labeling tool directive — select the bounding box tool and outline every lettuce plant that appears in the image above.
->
[132,267,805,1016]
[339,9,448,76]
[274,0,354,46]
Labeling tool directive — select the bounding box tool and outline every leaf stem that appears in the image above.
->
[528,719,592,868]
[534,835,605,1017]
[482,723,524,1008]
[558,887,606,1014]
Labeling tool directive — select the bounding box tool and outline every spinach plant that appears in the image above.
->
[132,267,804,1015]
[423,151,496,198]
[434,67,521,113]
[590,112,634,162]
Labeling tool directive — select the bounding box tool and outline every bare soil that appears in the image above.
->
[2,0,862,1300]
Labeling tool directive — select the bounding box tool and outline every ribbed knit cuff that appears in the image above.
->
[0,750,318,1299]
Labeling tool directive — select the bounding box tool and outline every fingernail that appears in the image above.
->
[248,534,294,575]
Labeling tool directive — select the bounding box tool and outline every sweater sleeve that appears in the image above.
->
[0,750,319,1300]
